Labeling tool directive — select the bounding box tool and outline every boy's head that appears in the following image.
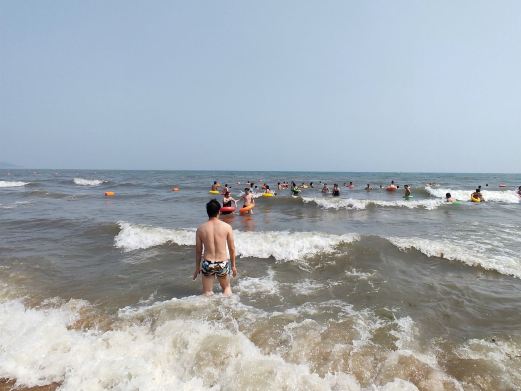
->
[244,188,250,193]
[446,193,451,198]
[206,199,221,218]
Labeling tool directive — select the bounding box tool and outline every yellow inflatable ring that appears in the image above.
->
[209,190,220,195]
[471,196,481,203]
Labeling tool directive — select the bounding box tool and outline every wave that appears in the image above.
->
[302,196,443,210]
[114,222,521,278]
[0,294,463,391]
[114,222,359,260]
[73,178,106,186]
[0,181,29,188]
[388,236,521,279]
[425,186,520,203]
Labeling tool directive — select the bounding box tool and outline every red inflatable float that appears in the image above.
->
[220,206,236,215]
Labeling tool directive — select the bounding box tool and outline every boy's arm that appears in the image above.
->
[227,227,237,277]
[193,229,202,280]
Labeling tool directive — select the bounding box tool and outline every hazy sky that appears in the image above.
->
[1,1,520,172]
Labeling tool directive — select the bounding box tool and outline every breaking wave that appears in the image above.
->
[114,222,359,261]
[0,181,29,188]
[302,196,443,210]
[425,186,520,203]
[389,236,521,279]
[73,178,106,186]
[0,294,468,391]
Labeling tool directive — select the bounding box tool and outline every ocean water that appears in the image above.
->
[1,169,520,391]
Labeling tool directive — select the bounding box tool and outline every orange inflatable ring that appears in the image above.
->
[239,204,255,214]
[104,191,115,197]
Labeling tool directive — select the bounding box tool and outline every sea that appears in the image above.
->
[1,169,520,391]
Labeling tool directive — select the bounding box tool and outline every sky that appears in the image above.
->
[1,1,520,172]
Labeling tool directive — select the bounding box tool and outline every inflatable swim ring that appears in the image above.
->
[104,191,115,197]
[386,186,397,192]
[239,204,255,214]
[262,193,274,197]
[220,206,236,215]
[209,190,220,195]
[470,196,481,203]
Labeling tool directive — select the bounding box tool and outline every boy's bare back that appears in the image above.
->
[196,219,233,262]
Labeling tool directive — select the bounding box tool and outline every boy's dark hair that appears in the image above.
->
[476,188,480,193]
[244,188,250,192]
[206,199,221,218]
[446,193,451,198]
[214,181,217,184]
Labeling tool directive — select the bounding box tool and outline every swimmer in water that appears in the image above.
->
[211,181,219,192]
[321,183,329,193]
[517,186,521,196]
[445,192,456,202]
[241,188,255,214]
[404,185,412,198]
[471,188,485,202]
[332,184,340,197]
[365,184,372,191]
[222,191,237,210]
[291,181,300,196]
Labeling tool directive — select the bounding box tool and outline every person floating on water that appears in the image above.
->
[321,183,329,193]
[404,185,412,198]
[241,188,255,214]
[346,181,353,188]
[211,181,219,192]
[193,199,237,296]
[264,185,273,194]
[290,181,300,196]
[471,188,485,202]
[365,184,372,191]
[445,192,456,202]
[222,191,237,209]
[332,184,340,197]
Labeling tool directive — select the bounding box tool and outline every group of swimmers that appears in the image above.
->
[211,181,521,212]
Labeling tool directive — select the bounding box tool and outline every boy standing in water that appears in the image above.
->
[193,199,237,296]
[241,188,255,214]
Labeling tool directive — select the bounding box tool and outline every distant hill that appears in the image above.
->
[0,161,21,169]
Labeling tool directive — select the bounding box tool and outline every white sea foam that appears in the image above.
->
[302,197,443,210]
[291,279,329,295]
[0,181,29,187]
[0,296,442,391]
[73,177,105,186]
[454,338,521,388]
[426,186,520,203]
[0,298,360,391]
[389,236,521,279]
[114,222,195,251]
[236,268,281,297]
[115,222,359,261]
